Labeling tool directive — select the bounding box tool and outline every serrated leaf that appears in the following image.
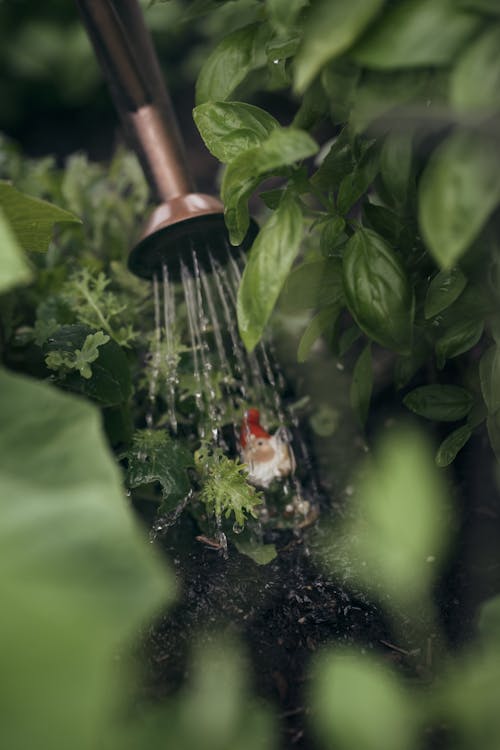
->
[237,193,303,351]
[403,385,474,421]
[298,305,340,362]
[0,181,80,253]
[436,425,472,467]
[480,345,500,415]
[351,0,482,69]
[425,268,467,319]
[380,131,413,206]
[221,127,317,245]
[350,344,372,427]
[294,0,384,93]
[342,228,414,354]
[419,130,500,269]
[193,101,279,163]
[451,26,500,112]
[195,24,269,105]
[0,206,32,293]
[435,319,484,368]
[280,259,344,311]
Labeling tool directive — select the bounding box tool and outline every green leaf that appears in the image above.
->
[0,181,80,253]
[221,127,317,245]
[237,193,303,351]
[394,339,429,390]
[337,143,379,215]
[291,78,330,131]
[458,0,500,14]
[127,429,193,511]
[350,344,372,427]
[280,259,344,311]
[351,0,483,69]
[0,206,32,293]
[43,325,132,406]
[419,130,500,269]
[266,0,308,33]
[311,128,354,192]
[450,26,500,112]
[487,411,500,461]
[380,131,413,206]
[193,101,279,163]
[363,203,403,245]
[233,537,277,565]
[195,24,269,105]
[45,331,110,379]
[313,651,417,750]
[425,268,467,319]
[436,425,472,467]
[298,305,340,363]
[339,325,362,357]
[403,385,474,421]
[294,0,385,93]
[342,228,414,354]
[480,345,500,414]
[435,319,484,368]
[0,367,171,750]
[321,59,361,124]
[319,217,347,257]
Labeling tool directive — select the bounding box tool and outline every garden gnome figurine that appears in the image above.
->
[240,408,295,488]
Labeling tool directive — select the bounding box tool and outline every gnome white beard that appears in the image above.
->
[242,431,295,488]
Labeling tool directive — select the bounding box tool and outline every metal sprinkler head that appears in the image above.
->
[76,0,257,281]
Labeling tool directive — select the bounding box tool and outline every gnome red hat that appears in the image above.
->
[240,408,270,447]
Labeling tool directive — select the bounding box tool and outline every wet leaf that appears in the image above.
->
[237,193,303,351]
[380,131,413,206]
[221,127,317,245]
[0,206,32,293]
[0,367,171,750]
[436,424,472,467]
[294,0,384,93]
[435,319,484,368]
[281,259,344,311]
[479,345,500,414]
[0,180,80,252]
[195,24,269,104]
[351,0,483,69]
[451,26,500,112]
[297,305,340,362]
[425,268,467,319]
[350,344,372,427]
[193,101,279,163]
[342,228,414,354]
[403,385,474,421]
[419,130,500,269]
[312,651,417,750]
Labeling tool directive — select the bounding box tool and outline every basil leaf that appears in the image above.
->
[0,181,80,253]
[351,0,483,69]
[394,339,429,390]
[321,59,361,124]
[363,203,403,246]
[193,101,279,164]
[337,143,379,215]
[221,127,318,245]
[266,0,308,33]
[297,305,340,363]
[403,385,474,421]
[350,344,373,426]
[311,128,354,191]
[0,206,32,293]
[280,259,344,311]
[435,425,472,467]
[195,24,269,105]
[237,193,303,351]
[342,228,414,354]
[294,0,385,93]
[425,268,467,319]
[419,130,500,269]
[480,345,500,414]
[450,26,500,112]
[435,319,484,369]
[487,411,500,461]
[319,217,347,257]
[380,131,413,206]
[339,325,362,357]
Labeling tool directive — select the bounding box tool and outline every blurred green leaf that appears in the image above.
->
[380,131,413,206]
[425,268,467,319]
[294,0,384,93]
[266,0,308,33]
[480,345,500,414]
[404,384,474,421]
[0,367,171,750]
[221,126,317,244]
[435,424,472,467]
[238,192,303,351]
[458,0,500,14]
[419,130,500,269]
[312,650,417,750]
[435,319,484,368]
[193,101,279,163]
[342,228,414,354]
[0,206,32,293]
[350,343,372,426]
[450,26,500,112]
[281,259,344,311]
[0,181,80,252]
[297,305,340,362]
[351,0,483,69]
[321,59,361,124]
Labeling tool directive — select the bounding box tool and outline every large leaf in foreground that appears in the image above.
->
[237,192,303,351]
[419,130,500,268]
[0,368,171,750]
[0,206,32,293]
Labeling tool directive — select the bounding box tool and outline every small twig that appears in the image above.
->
[379,639,412,657]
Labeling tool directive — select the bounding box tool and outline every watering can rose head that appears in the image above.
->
[240,408,295,488]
